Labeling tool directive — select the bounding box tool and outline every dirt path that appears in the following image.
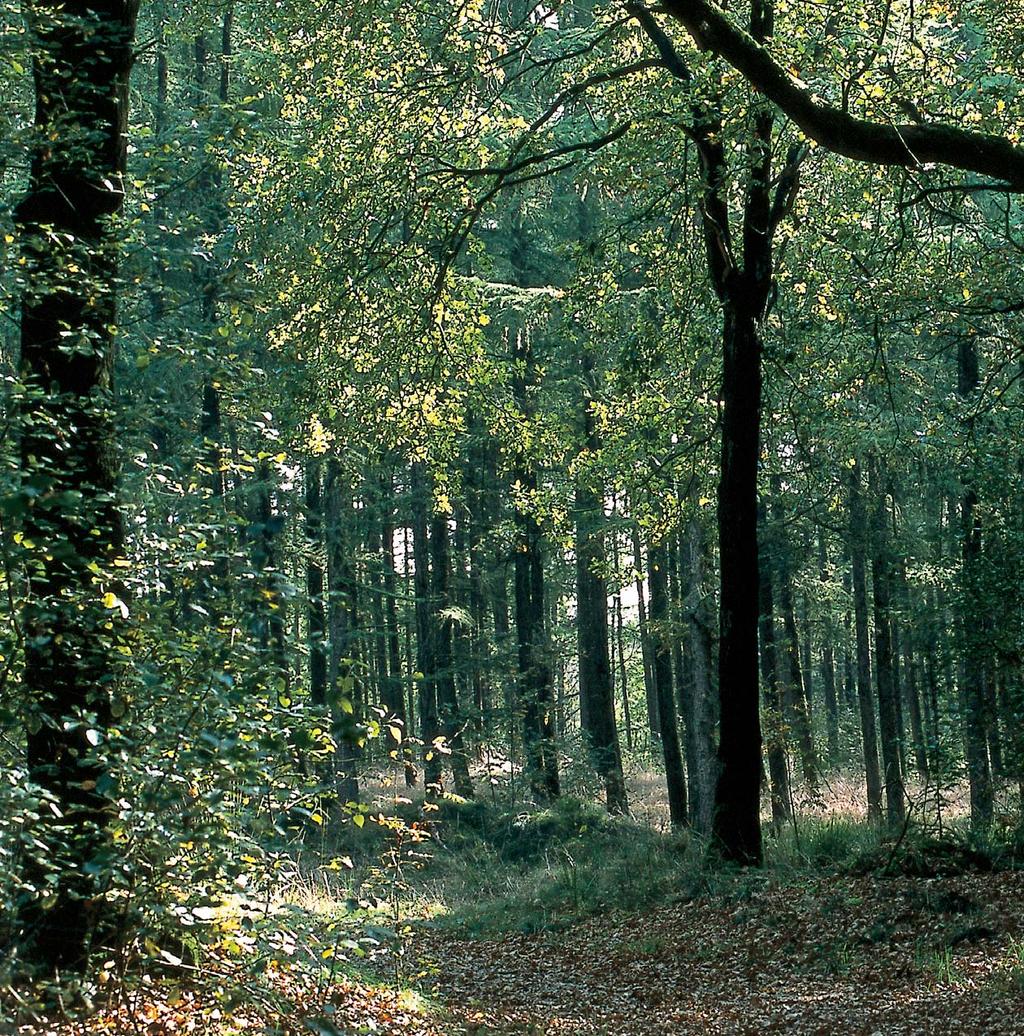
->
[419,871,1024,1034]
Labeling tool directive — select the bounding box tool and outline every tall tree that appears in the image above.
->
[575,352,628,814]
[15,0,140,974]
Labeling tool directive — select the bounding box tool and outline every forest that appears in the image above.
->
[1,0,1024,1032]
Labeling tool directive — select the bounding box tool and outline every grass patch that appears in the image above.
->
[768,815,885,871]
[417,797,719,936]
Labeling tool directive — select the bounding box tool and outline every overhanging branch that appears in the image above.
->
[656,0,1024,189]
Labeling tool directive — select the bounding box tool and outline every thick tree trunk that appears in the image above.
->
[713,306,764,864]
[849,461,883,822]
[16,0,139,974]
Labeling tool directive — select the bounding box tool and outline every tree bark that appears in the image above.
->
[511,333,560,801]
[306,462,328,709]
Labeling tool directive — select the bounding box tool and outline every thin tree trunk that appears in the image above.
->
[511,332,560,801]
[849,461,883,823]
[648,538,688,826]
[411,462,442,792]
[769,489,818,787]
[306,461,328,709]
[868,457,905,828]
[955,333,994,827]
[681,516,719,835]
[380,470,414,784]
[326,459,360,808]
[818,529,840,766]
[758,502,792,828]
[631,523,660,737]
[430,509,474,798]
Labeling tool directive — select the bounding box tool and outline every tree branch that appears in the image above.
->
[656,0,1024,189]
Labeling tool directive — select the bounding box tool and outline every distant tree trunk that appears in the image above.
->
[957,337,993,829]
[609,500,634,753]
[193,11,232,513]
[411,462,442,792]
[465,447,492,738]
[306,462,328,710]
[511,333,559,801]
[800,593,814,720]
[758,503,792,828]
[849,461,883,823]
[841,569,857,711]
[513,503,560,801]
[818,530,840,766]
[868,457,905,828]
[668,535,693,794]
[430,509,475,798]
[253,458,288,695]
[15,0,140,975]
[326,459,360,808]
[769,489,818,787]
[380,470,414,784]
[681,516,719,835]
[631,523,660,737]
[896,558,929,778]
[648,538,688,826]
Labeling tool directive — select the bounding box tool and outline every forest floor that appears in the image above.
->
[12,776,1024,1035]
[417,866,1024,1034]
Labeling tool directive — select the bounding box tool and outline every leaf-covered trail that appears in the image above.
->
[419,870,1024,1034]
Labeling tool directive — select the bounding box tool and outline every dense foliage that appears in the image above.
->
[1,0,1023,1028]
